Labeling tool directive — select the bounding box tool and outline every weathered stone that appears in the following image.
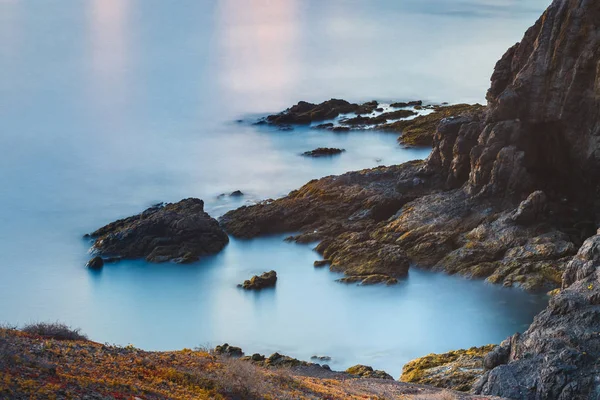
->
[346,364,393,380]
[88,199,229,263]
[239,270,277,290]
[214,343,243,357]
[400,345,495,392]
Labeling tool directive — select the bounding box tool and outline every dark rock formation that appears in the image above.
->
[302,148,345,157]
[85,256,104,270]
[390,100,423,108]
[87,198,229,263]
[264,99,482,147]
[229,190,244,197]
[239,270,277,290]
[265,99,359,125]
[400,345,495,392]
[346,365,394,380]
[214,343,243,357]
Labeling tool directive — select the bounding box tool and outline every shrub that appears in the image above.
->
[22,322,88,341]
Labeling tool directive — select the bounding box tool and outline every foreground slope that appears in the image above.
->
[0,328,500,400]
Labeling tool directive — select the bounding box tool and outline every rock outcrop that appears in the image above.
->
[222,0,598,295]
[87,198,229,263]
[400,345,495,392]
[238,270,277,290]
[261,98,483,147]
[346,365,394,380]
[223,0,600,396]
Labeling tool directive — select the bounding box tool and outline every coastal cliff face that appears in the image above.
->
[222,0,600,397]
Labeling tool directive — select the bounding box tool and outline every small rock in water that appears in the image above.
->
[302,148,345,157]
[239,270,277,290]
[230,190,244,197]
[86,256,104,270]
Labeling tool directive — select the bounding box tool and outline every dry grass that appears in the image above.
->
[412,389,458,400]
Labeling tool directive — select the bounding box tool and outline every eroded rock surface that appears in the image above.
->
[239,270,277,290]
[346,365,394,380]
[88,198,229,263]
[400,345,495,392]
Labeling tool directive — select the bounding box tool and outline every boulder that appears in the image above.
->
[87,198,229,263]
[346,365,393,380]
[86,256,104,270]
[239,270,277,290]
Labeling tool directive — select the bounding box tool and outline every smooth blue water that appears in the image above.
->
[0,0,551,377]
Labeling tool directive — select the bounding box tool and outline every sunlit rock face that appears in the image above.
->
[467,0,600,398]
[428,0,600,204]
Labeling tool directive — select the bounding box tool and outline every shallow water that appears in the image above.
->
[0,0,551,377]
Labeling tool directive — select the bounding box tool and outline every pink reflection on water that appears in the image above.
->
[87,0,131,115]
[216,0,302,112]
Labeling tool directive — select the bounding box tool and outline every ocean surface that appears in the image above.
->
[0,0,551,376]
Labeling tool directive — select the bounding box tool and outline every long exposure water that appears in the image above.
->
[0,0,551,376]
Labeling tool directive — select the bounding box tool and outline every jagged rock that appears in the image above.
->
[400,345,495,392]
[87,199,229,263]
[346,365,393,380]
[265,99,359,125]
[230,190,244,197]
[214,344,243,357]
[86,256,104,270]
[239,270,277,290]
[302,148,345,157]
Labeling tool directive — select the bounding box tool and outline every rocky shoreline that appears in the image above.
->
[221,0,600,397]
[79,0,600,398]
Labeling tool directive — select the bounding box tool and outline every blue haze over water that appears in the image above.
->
[0,0,550,376]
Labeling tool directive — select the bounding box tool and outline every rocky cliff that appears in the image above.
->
[222,0,600,397]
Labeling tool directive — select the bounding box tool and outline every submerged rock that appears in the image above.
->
[302,148,345,157]
[87,198,229,263]
[400,345,495,392]
[86,256,104,270]
[346,365,393,380]
[239,270,277,290]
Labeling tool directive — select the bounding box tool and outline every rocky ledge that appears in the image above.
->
[400,345,495,392]
[86,198,229,263]
[302,147,345,157]
[261,98,484,147]
[238,270,277,290]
